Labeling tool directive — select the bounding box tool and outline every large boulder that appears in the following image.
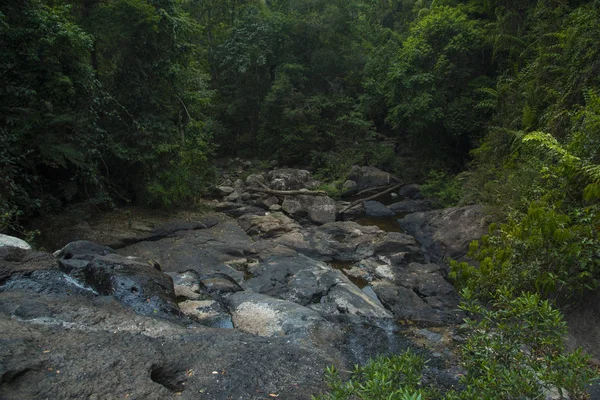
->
[118,220,252,283]
[53,240,114,259]
[398,184,423,199]
[364,201,395,217]
[245,173,266,188]
[267,169,315,190]
[72,254,180,320]
[244,252,391,319]
[226,291,336,339]
[0,234,31,251]
[389,200,433,215]
[238,213,301,239]
[349,166,400,191]
[277,221,419,262]
[281,195,336,225]
[398,205,488,263]
[373,282,461,327]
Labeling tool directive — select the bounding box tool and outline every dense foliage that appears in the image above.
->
[0,0,499,227]
[315,290,596,399]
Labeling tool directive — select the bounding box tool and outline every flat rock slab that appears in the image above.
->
[118,220,252,282]
[0,293,333,400]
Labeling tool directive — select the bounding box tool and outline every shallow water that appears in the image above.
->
[354,215,404,233]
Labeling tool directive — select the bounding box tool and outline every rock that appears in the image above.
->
[240,192,252,201]
[336,201,365,219]
[398,205,488,263]
[364,201,395,217]
[226,292,333,339]
[244,252,391,319]
[313,282,392,319]
[398,184,423,199]
[225,191,241,202]
[225,205,267,218]
[373,232,418,255]
[118,220,252,282]
[349,166,400,191]
[178,299,233,328]
[341,180,358,195]
[82,254,180,319]
[53,240,114,259]
[261,196,280,208]
[282,195,336,225]
[238,213,301,239]
[281,221,386,261]
[199,273,243,294]
[373,282,461,326]
[215,186,235,196]
[415,329,444,343]
[0,247,58,286]
[242,160,253,168]
[270,178,287,190]
[0,234,31,251]
[269,204,282,212]
[246,173,266,187]
[0,290,334,400]
[267,169,314,190]
[214,201,242,212]
[390,192,398,199]
[233,179,244,191]
[389,199,433,214]
[166,270,204,301]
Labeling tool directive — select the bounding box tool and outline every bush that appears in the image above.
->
[451,288,597,400]
[450,202,600,301]
[315,290,597,400]
[420,171,464,207]
[313,350,429,400]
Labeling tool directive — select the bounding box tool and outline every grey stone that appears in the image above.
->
[245,173,266,187]
[166,270,204,301]
[398,205,488,263]
[389,199,433,214]
[364,201,395,217]
[342,180,358,195]
[215,186,235,196]
[225,190,241,202]
[373,282,461,326]
[53,240,114,259]
[238,213,301,239]
[240,192,252,201]
[349,166,400,191]
[0,234,31,251]
[267,169,313,190]
[415,329,444,343]
[199,273,243,294]
[262,196,280,208]
[282,195,336,225]
[226,292,335,339]
[398,184,423,199]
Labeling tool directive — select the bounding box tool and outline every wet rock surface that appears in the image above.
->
[1,166,488,399]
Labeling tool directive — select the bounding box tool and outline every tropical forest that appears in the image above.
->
[1,0,600,399]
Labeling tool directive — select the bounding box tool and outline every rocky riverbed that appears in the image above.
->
[0,165,535,399]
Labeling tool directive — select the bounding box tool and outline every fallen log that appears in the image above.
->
[351,185,396,198]
[339,183,403,214]
[246,187,328,196]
